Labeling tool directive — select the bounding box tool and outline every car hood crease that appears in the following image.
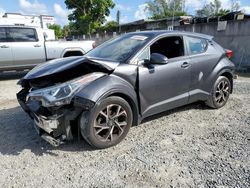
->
[24,56,118,80]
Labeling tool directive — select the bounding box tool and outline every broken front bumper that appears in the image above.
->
[17,89,94,146]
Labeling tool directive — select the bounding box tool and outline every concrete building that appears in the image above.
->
[0,13,55,29]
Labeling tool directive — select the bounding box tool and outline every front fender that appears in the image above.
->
[76,75,136,101]
[74,75,140,124]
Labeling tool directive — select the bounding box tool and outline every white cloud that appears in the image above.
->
[135,4,149,20]
[115,4,131,11]
[218,0,234,10]
[53,3,69,25]
[120,15,129,24]
[185,0,204,10]
[185,0,232,11]
[185,0,242,14]
[207,0,241,10]
[105,15,114,22]
[0,6,5,17]
[19,0,48,14]
[112,2,135,23]
[242,6,250,14]
[54,3,68,19]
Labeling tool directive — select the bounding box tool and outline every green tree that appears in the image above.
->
[48,24,63,39]
[196,0,231,17]
[67,22,78,36]
[65,0,115,35]
[62,25,70,38]
[147,0,186,19]
[100,21,118,32]
[231,0,240,11]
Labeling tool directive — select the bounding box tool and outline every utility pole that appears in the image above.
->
[116,10,120,25]
[172,0,176,29]
[117,10,121,33]
[182,0,186,12]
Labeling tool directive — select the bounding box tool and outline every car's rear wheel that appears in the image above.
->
[206,76,231,109]
[80,96,133,149]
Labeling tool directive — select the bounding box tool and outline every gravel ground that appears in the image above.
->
[0,75,249,188]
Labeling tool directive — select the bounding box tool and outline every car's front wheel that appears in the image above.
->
[80,96,133,149]
[206,76,232,109]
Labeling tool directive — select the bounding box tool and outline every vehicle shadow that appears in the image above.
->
[0,102,210,156]
[0,106,94,156]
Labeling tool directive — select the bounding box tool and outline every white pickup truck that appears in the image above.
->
[0,26,95,71]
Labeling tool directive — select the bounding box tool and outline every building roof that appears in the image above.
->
[120,16,193,26]
[3,12,54,18]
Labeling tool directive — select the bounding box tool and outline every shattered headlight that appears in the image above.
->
[28,73,105,107]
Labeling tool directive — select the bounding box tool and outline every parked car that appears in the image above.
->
[0,26,95,71]
[17,31,235,149]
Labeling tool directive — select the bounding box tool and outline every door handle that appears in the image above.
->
[0,45,9,48]
[181,62,190,68]
[34,44,42,47]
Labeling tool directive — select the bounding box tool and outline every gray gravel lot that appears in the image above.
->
[0,75,249,188]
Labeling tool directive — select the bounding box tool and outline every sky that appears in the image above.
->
[0,0,250,26]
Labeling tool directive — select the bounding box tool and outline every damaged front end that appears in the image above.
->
[17,57,116,146]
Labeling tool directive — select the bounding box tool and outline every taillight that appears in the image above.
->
[226,49,233,59]
[92,42,96,49]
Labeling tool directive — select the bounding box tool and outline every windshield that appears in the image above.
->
[86,33,152,63]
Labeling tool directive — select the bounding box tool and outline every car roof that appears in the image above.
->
[128,30,213,40]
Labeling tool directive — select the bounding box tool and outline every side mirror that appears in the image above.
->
[150,53,168,65]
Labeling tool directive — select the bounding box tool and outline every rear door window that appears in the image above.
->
[0,28,7,42]
[186,36,208,55]
[8,28,38,42]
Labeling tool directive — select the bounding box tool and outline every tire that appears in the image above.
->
[80,96,133,149]
[206,76,231,109]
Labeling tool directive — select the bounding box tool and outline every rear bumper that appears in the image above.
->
[17,89,94,146]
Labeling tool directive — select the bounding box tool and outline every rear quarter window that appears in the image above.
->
[186,36,208,55]
[8,28,38,42]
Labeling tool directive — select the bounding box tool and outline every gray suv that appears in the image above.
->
[17,31,235,149]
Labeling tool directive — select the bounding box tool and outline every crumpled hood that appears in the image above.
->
[24,56,119,80]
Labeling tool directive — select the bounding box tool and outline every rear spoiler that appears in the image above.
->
[198,33,214,41]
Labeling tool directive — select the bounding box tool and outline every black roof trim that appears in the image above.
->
[128,30,214,40]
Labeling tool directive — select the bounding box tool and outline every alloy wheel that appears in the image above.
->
[214,79,230,105]
[94,104,128,142]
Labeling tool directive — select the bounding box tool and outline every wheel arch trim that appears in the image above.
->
[96,90,140,127]
[217,69,234,93]
[61,48,85,57]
